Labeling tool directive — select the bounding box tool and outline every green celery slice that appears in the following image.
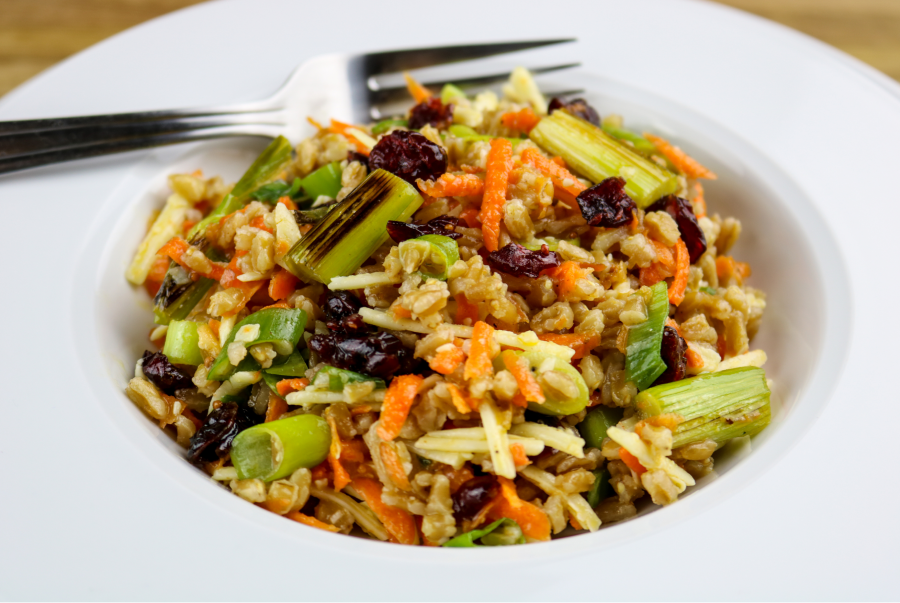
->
[316,365,385,391]
[578,406,624,449]
[231,414,331,481]
[283,169,424,284]
[516,350,590,416]
[412,234,459,281]
[529,111,679,208]
[441,83,467,104]
[625,281,669,390]
[372,119,408,135]
[300,162,343,200]
[250,178,303,203]
[207,308,308,382]
[636,367,771,448]
[443,518,525,547]
[162,320,203,365]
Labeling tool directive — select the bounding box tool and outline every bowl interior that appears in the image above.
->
[72,72,848,551]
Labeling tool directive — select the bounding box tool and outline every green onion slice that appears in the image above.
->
[231,414,331,481]
[162,320,203,365]
[625,281,669,390]
[207,308,307,382]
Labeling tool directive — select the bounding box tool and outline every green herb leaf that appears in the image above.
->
[443,518,526,547]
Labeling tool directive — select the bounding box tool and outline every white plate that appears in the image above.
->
[1,0,898,599]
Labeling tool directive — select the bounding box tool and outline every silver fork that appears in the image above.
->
[0,40,579,176]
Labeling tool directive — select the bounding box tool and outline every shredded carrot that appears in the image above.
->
[377,374,424,441]
[501,350,544,403]
[276,195,297,211]
[487,477,550,541]
[352,477,419,544]
[286,511,340,533]
[500,107,541,133]
[350,405,373,416]
[619,448,647,475]
[208,319,220,340]
[692,182,707,218]
[480,138,514,252]
[260,495,294,515]
[544,260,593,302]
[685,346,704,368]
[268,267,300,301]
[340,439,367,463]
[638,263,668,287]
[440,464,475,494]
[446,383,475,414]
[391,305,412,319]
[326,413,351,491]
[736,261,752,279]
[536,333,599,361]
[644,133,717,180]
[668,238,690,306]
[416,173,484,198]
[258,300,292,311]
[249,215,273,234]
[510,443,531,468]
[649,239,676,271]
[459,207,480,229]
[380,443,412,491]
[181,219,197,235]
[403,72,432,103]
[569,516,583,530]
[329,119,371,156]
[519,147,587,201]
[455,293,479,325]
[429,344,466,375]
[550,156,566,167]
[511,391,528,408]
[275,378,309,398]
[638,413,684,433]
[717,334,727,359]
[159,237,226,281]
[311,461,331,483]
[464,321,495,380]
[718,256,751,284]
[265,392,288,423]
[579,262,607,273]
[181,408,203,430]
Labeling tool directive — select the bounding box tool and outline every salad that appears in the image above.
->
[124,68,769,546]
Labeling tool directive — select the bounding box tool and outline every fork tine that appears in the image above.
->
[361,39,575,76]
[369,63,581,114]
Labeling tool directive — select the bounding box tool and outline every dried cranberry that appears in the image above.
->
[576,177,636,228]
[322,290,363,322]
[408,97,454,130]
[548,97,600,126]
[653,326,687,386]
[141,350,193,395]
[347,150,369,169]
[646,195,708,264]
[386,215,464,242]
[309,331,413,379]
[187,402,260,466]
[369,130,447,185]
[452,476,499,521]
[326,313,369,335]
[485,243,560,278]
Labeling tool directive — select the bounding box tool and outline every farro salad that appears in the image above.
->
[124,68,770,546]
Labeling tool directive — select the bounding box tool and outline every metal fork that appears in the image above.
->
[0,40,579,175]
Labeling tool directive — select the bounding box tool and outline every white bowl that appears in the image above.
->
[70,69,851,558]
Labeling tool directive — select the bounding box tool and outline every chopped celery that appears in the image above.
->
[300,162,343,200]
[372,119,408,135]
[187,136,293,241]
[207,308,307,381]
[578,406,624,449]
[265,350,308,377]
[636,367,772,448]
[231,414,331,481]
[601,124,657,155]
[441,83,467,104]
[316,365,385,391]
[517,349,590,416]
[625,281,669,390]
[283,169,424,284]
[405,234,459,281]
[250,178,303,203]
[162,320,203,365]
[449,124,478,138]
[443,518,525,547]
[529,111,679,208]
[585,468,611,508]
[521,236,579,252]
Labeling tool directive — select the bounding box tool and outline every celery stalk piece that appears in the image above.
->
[578,406,624,449]
[625,281,669,390]
[316,365,386,391]
[441,83,468,104]
[529,111,679,208]
[299,162,343,200]
[283,169,424,284]
[162,320,203,365]
[635,367,772,448]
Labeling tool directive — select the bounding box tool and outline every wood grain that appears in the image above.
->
[1,0,898,97]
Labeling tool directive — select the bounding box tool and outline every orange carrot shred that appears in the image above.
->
[480,138,514,252]
[429,345,466,375]
[403,72,432,103]
[275,378,309,398]
[459,207,480,229]
[392,305,412,320]
[501,350,544,403]
[446,383,475,414]
[685,346,704,368]
[639,264,667,287]
[500,107,541,133]
[619,448,647,475]
[268,267,300,301]
[464,321,495,381]
[547,261,593,302]
[416,173,484,198]
[380,443,412,491]
[487,477,550,541]
[536,333,599,360]
[265,392,288,423]
[649,239,676,271]
[519,147,586,200]
[644,133,718,180]
[377,375,424,441]
[286,511,340,533]
[692,182,707,218]
[510,443,531,468]
[353,477,419,545]
[455,293,479,325]
[329,119,371,155]
[668,238,690,305]
[440,464,475,494]
[277,195,297,211]
[326,413,350,492]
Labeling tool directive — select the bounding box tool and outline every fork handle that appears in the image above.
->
[0,124,281,175]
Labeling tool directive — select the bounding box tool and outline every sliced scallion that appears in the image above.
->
[441,83,467,104]
[400,234,459,281]
[601,124,657,155]
[625,281,669,390]
[300,162,343,201]
[162,320,203,365]
[207,308,307,382]
[265,350,309,377]
[231,414,331,481]
[316,365,386,391]
[372,119,408,135]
